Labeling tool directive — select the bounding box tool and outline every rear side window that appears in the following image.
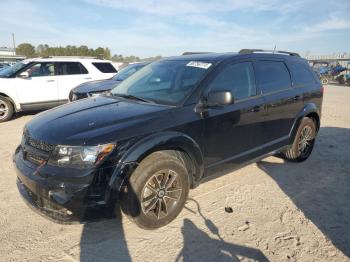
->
[256,61,291,94]
[92,62,117,73]
[208,62,256,101]
[58,62,88,75]
[288,61,316,86]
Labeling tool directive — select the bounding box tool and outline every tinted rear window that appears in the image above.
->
[288,61,316,86]
[92,62,117,73]
[256,61,291,94]
[58,62,88,75]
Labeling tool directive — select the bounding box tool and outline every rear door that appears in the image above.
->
[255,59,303,146]
[56,62,91,102]
[202,60,266,167]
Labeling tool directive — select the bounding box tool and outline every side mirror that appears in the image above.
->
[19,72,30,79]
[206,90,233,107]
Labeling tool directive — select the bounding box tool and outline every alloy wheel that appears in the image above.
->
[141,169,183,220]
[298,125,313,157]
[0,99,9,121]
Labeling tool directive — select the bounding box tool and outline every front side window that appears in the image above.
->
[25,63,56,77]
[57,62,88,75]
[256,61,291,94]
[111,60,210,105]
[92,62,117,73]
[207,62,256,101]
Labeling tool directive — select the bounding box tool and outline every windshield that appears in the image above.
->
[111,60,211,105]
[0,61,28,78]
[112,63,146,81]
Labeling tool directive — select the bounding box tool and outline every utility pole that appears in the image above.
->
[12,33,16,56]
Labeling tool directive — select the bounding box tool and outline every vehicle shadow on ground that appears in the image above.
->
[79,206,132,262]
[13,110,43,120]
[176,199,269,262]
[257,126,350,258]
[79,201,269,261]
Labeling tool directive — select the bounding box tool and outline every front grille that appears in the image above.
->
[28,137,55,152]
[22,131,55,165]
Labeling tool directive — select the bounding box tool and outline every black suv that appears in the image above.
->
[14,50,323,229]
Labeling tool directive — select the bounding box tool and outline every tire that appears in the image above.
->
[0,96,14,123]
[321,77,329,85]
[337,76,345,85]
[283,117,316,162]
[122,151,190,229]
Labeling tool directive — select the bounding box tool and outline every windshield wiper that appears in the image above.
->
[112,93,154,104]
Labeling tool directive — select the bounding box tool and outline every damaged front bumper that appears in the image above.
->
[13,146,114,223]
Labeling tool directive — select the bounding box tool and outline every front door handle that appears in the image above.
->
[84,77,92,80]
[294,95,301,101]
[46,80,55,82]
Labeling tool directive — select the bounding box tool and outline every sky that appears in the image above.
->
[0,0,349,57]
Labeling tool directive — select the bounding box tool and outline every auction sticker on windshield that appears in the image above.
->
[186,61,212,69]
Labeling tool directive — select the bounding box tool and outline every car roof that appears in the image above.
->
[162,51,305,63]
[23,57,112,63]
[165,52,237,62]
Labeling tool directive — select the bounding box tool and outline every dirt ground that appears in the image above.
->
[0,84,349,262]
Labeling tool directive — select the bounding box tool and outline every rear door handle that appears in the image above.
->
[46,80,55,82]
[250,106,261,112]
[84,77,92,80]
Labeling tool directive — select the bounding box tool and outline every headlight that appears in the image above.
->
[88,91,105,98]
[48,143,116,169]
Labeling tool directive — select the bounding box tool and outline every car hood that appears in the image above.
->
[73,79,121,93]
[26,96,170,145]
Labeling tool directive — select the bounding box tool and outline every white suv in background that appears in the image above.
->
[0,57,118,122]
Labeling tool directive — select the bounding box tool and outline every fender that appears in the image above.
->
[107,131,204,198]
[0,92,21,111]
[289,103,321,144]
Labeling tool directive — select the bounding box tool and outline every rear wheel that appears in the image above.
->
[0,96,14,122]
[321,77,329,85]
[122,151,190,229]
[283,117,316,162]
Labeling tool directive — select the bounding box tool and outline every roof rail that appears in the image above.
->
[39,56,102,59]
[238,49,300,57]
[182,52,213,55]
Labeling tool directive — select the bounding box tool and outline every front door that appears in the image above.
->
[202,61,266,168]
[16,62,58,105]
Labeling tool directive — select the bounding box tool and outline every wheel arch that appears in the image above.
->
[290,103,321,143]
[108,131,204,195]
[0,92,18,111]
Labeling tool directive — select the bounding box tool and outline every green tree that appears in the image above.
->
[16,43,36,58]
[103,48,111,59]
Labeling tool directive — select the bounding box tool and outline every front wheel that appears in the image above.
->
[0,96,14,122]
[122,151,190,229]
[283,117,316,162]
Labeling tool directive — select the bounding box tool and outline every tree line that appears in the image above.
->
[16,43,161,63]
